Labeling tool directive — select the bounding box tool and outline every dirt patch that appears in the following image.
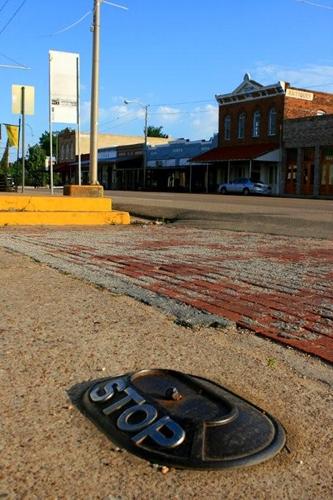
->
[0,248,332,499]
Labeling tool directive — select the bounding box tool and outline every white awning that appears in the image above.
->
[255,149,281,162]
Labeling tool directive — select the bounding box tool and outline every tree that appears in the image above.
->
[39,127,73,156]
[26,144,47,187]
[146,125,168,138]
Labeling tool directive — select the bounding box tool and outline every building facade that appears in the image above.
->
[56,131,169,187]
[283,114,333,196]
[193,74,333,195]
[146,136,218,192]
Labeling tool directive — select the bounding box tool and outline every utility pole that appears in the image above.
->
[21,86,25,193]
[143,104,148,189]
[89,0,101,185]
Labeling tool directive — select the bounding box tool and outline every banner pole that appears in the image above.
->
[17,118,21,172]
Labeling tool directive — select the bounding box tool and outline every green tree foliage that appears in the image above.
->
[9,159,22,187]
[6,128,72,187]
[39,127,73,156]
[26,144,47,187]
[147,125,168,138]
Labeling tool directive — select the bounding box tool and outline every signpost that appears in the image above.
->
[12,85,35,192]
[49,50,81,194]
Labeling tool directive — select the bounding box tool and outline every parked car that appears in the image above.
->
[218,178,272,195]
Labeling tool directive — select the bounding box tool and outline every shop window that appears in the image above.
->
[268,108,277,136]
[224,115,231,140]
[252,110,261,137]
[238,112,246,139]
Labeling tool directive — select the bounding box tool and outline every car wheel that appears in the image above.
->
[220,187,227,194]
[243,188,250,195]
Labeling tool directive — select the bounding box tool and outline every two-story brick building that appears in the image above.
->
[193,74,333,195]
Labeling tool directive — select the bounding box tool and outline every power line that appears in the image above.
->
[98,106,217,130]
[0,0,11,15]
[48,10,91,36]
[0,50,30,69]
[150,98,216,107]
[103,1,128,10]
[296,0,333,10]
[99,114,141,132]
[0,0,27,37]
[149,108,217,117]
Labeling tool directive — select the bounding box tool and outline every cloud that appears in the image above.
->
[153,106,181,124]
[189,104,218,139]
[80,100,219,140]
[80,101,143,131]
[253,63,333,90]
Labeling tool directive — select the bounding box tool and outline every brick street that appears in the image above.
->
[1,224,332,363]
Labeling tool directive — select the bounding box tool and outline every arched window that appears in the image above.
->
[238,112,246,139]
[268,108,277,136]
[224,115,231,140]
[252,110,261,137]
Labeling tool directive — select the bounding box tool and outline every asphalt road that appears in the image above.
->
[108,191,333,239]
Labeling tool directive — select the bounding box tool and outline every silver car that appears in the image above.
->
[218,178,272,195]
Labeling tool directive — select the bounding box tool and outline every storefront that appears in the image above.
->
[191,144,281,194]
[283,115,333,197]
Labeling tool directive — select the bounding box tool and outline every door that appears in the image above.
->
[320,161,333,195]
[285,149,297,194]
[301,161,314,195]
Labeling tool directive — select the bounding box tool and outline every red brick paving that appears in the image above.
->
[3,226,333,363]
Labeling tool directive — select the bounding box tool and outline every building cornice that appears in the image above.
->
[216,81,286,106]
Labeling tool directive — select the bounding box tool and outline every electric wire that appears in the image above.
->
[103,1,128,10]
[0,0,11,15]
[99,116,141,133]
[0,0,27,37]
[296,0,333,10]
[49,10,91,36]
[150,99,216,107]
[0,50,29,69]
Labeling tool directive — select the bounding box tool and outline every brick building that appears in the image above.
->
[283,114,333,196]
[193,74,333,195]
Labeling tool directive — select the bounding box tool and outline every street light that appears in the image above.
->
[124,99,149,189]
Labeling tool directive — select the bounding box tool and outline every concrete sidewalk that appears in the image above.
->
[0,247,332,499]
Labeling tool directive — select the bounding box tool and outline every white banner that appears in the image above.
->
[49,50,79,124]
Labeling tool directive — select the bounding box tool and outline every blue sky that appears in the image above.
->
[1,0,333,160]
